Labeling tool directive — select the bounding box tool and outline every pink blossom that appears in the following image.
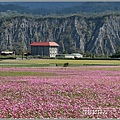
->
[0,66,120,118]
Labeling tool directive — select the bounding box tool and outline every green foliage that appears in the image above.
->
[0,59,120,68]
[111,45,120,58]
[63,51,67,54]
[116,45,120,54]
[0,71,55,77]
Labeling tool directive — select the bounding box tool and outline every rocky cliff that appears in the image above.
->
[0,13,120,55]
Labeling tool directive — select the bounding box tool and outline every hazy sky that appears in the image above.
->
[0,0,120,2]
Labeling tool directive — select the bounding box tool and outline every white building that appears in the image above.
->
[56,53,83,59]
[71,53,83,58]
[30,42,59,58]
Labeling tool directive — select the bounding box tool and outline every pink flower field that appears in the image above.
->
[0,66,120,118]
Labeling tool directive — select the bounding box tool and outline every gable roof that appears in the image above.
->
[30,42,59,47]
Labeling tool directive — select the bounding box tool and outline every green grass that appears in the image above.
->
[0,71,55,77]
[0,59,120,67]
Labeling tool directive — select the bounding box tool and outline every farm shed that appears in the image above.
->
[30,42,59,57]
[1,51,15,56]
[56,53,83,59]
[71,53,83,58]
[56,54,75,59]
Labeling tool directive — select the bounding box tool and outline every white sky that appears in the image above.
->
[0,0,120,2]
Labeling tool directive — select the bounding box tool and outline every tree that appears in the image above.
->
[111,45,120,58]
[63,50,67,54]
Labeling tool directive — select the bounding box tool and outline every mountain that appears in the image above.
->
[0,2,120,15]
[59,2,120,14]
[0,2,81,10]
[0,2,83,15]
[0,13,120,56]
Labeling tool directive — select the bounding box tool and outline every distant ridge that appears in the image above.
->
[0,2,120,15]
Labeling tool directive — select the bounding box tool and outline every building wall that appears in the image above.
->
[31,46,49,56]
[49,46,58,57]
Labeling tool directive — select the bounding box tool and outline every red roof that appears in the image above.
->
[30,42,59,47]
